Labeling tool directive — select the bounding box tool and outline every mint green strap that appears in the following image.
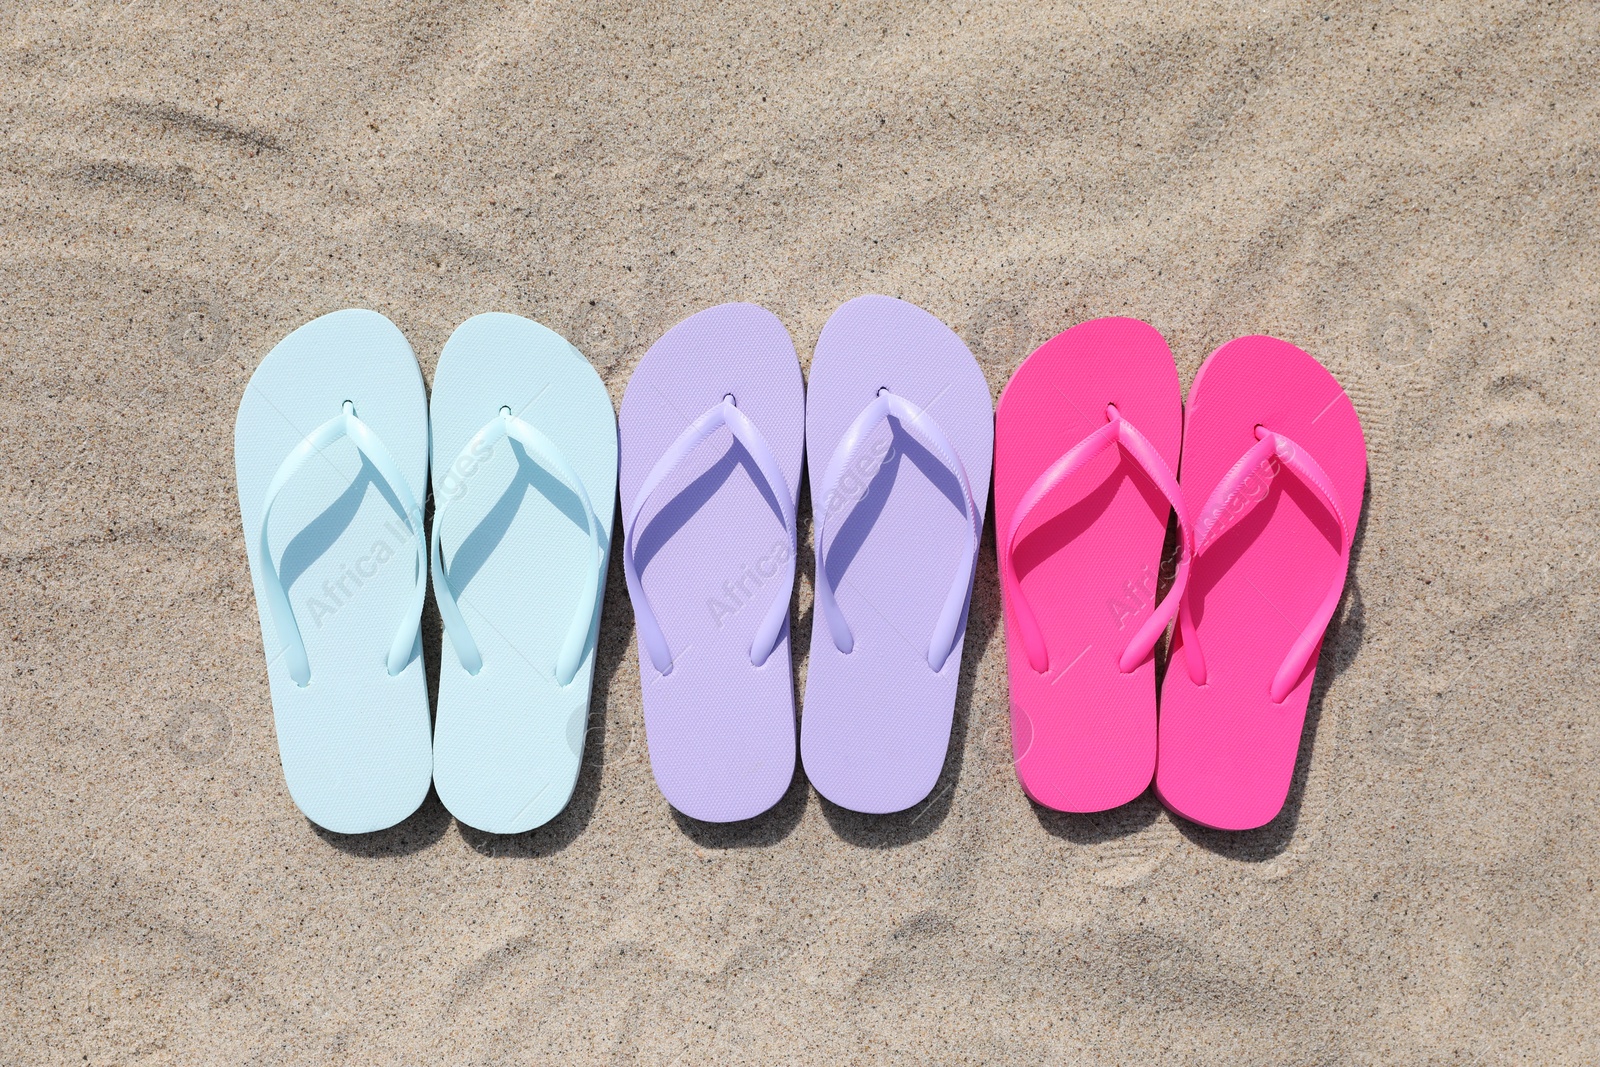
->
[431,408,604,686]
[257,402,425,687]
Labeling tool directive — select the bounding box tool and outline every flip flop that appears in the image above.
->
[1157,335,1366,831]
[995,318,1188,813]
[800,296,993,814]
[429,313,617,834]
[234,309,433,834]
[619,304,805,823]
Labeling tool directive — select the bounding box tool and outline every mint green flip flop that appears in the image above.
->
[234,309,434,834]
[429,313,618,834]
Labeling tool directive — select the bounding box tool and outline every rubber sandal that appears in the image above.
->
[234,309,433,834]
[429,313,617,834]
[995,317,1187,813]
[619,304,805,823]
[800,296,994,814]
[1156,335,1366,831]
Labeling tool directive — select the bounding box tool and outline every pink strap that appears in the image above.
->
[1178,426,1351,702]
[1001,405,1191,674]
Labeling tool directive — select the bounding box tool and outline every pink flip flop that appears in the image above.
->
[1156,335,1366,831]
[995,318,1189,813]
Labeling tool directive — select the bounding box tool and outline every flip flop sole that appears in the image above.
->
[995,318,1183,812]
[619,304,804,823]
[1157,336,1366,831]
[234,310,433,834]
[429,313,617,834]
[800,296,993,814]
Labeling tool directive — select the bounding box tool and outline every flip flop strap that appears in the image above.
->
[257,401,425,688]
[814,389,980,673]
[624,396,796,676]
[431,408,604,687]
[1001,405,1191,675]
[1178,426,1351,702]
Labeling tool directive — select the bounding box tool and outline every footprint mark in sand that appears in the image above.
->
[1087,817,1179,888]
[1256,698,1342,883]
[1342,299,1433,498]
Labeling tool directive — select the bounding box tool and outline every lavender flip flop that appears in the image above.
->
[619,304,805,823]
[800,296,994,814]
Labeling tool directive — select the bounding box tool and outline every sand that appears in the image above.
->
[2,1,1597,1062]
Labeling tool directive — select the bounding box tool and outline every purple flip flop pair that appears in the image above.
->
[620,297,994,822]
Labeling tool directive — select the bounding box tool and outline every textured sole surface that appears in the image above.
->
[430,313,617,834]
[995,317,1182,813]
[1157,335,1367,831]
[801,295,993,814]
[619,303,804,823]
[234,309,433,834]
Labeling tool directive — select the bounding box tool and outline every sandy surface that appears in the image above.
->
[2,1,1597,1063]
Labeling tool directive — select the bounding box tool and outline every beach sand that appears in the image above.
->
[2,1,1597,1062]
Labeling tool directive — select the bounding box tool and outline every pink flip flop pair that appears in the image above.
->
[997,319,1366,831]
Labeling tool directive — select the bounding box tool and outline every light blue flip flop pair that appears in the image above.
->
[235,310,616,835]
